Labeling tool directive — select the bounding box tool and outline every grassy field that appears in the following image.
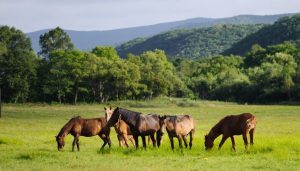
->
[0,98,299,170]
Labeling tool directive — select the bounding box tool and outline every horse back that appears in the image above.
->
[137,114,160,135]
[221,113,256,135]
[71,117,105,137]
[166,115,195,136]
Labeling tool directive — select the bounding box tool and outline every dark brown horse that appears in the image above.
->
[101,107,164,149]
[159,115,195,150]
[205,113,257,151]
[55,116,111,151]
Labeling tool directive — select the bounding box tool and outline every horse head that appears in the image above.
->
[104,106,113,122]
[204,134,214,150]
[157,115,167,146]
[106,107,121,127]
[55,135,65,151]
[158,115,167,135]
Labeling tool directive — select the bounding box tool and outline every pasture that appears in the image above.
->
[0,98,299,170]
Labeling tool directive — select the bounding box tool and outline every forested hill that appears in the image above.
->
[116,24,265,58]
[27,13,293,52]
[224,14,300,55]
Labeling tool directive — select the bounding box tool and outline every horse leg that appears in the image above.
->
[243,133,249,149]
[99,136,107,151]
[76,136,80,151]
[182,135,188,148]
[230,136,236,151]
[141,135,147,149]
[156,133,162,147]
[72,136,76,152]
[117,134,122,147]
[178,135,183,149]
[249,129,255,145]
[134,135,139,149]
[107,136,111,148]
[169,135,174,150]
[150,134,156,147]
[129,136,135,147]
[123,133,130,148]
[189,130,194,149]
[218,135,228,150]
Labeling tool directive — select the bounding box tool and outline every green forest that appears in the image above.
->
[1,14,300,103]
[116,24,264,58]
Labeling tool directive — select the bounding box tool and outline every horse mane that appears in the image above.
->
[57,116,80,137]
[118,108,141,127]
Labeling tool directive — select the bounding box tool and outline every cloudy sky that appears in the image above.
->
[1,0,300,33]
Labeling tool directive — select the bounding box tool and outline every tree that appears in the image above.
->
[0,26,38,103]
[46,50,88,104]
[128,50,187,98]
[91,46,119,60]
[39,27,74,57]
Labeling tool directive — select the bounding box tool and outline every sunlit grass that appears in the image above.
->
[0,98,299,170]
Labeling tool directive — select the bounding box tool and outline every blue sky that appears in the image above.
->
[1,0,300,32]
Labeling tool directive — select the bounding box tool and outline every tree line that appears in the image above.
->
[1,26,300,103]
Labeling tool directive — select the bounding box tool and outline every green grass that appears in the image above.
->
[0,98,299,170]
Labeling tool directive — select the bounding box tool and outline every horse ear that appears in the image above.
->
[163,115,166,119]
[110,106,112,110]
[104,107,107,110]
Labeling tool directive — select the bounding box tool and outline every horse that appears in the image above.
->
[204,113,257,151]
[159,115,195,150]
[104,107,135,147]
[55,116,111,151]
[101,107,164,149]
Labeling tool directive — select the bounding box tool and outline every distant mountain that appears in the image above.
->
[26,13,295,52]
[224,14,300,55]
[116,24,265,58]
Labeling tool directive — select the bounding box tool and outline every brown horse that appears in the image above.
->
[105,107,135,147]
[205,113,257,151]
[159,115,195,150]
[55,116,111,151]
[101,107,163,149]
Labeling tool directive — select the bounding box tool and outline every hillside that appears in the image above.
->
[26,14,293,52]
[117,24,265,58]
[224,14,300,55]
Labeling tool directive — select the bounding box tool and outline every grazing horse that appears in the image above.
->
[101,107,163,149]
[159,115,195,150]
[204,113,257,151]
[105,107,135,147]
[55,116,111,151]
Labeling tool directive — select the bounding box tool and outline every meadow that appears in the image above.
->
[0,98,299,171]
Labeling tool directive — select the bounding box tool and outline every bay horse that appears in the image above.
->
[55,116,111,151]
[101,107,164,149]
[204,113,257,151]
[159,115,195,150]
[105,107,135,147]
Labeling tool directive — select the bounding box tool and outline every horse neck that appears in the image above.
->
[57,118,76,138]
[120,109,139,128]
[121,113,138,127]
[208,123,221,141]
